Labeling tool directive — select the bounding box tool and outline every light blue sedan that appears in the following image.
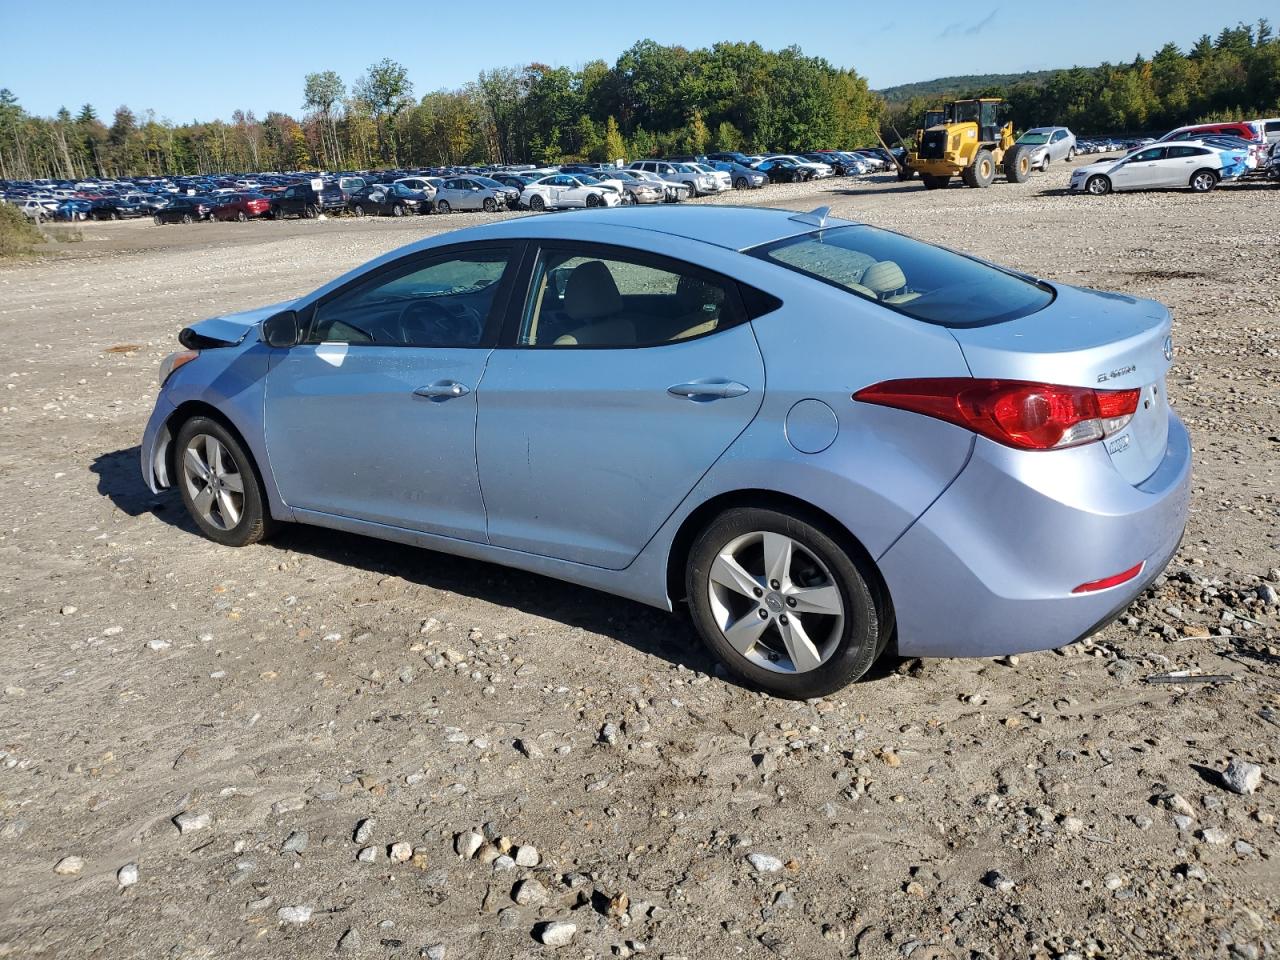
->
[142,206,1190,698]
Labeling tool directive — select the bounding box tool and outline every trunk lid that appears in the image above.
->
[950,283,1173,485]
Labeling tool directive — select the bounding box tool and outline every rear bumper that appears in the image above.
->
[880,412,1192,658]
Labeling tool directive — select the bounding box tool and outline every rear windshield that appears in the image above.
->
[753,225,1053,328]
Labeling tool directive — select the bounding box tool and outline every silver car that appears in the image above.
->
[1017,127,1077,170]
[432,176,517,213]
[141,206,1190,699]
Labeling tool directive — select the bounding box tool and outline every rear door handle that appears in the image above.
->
[413,380,470,400]
[667,379,750,401]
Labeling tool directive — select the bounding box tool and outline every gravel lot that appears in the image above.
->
[1,162,1278,960]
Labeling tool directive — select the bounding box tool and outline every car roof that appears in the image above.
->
[426,205,855,252]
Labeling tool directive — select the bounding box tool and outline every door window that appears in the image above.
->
[1129,148,1165,162]
[517,246,744,348]
[308,247,512,347]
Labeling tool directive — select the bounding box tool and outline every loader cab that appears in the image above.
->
[951,99,1008,144]
[923,109,945,130]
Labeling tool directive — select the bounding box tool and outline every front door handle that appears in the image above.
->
[413,380,470,400]
[668,380,750,401]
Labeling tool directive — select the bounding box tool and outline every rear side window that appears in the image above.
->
[752,225,1052,328]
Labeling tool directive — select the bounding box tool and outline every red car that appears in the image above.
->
[211,193,271,221]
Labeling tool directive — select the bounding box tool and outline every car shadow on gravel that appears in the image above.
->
[92,445,721,678]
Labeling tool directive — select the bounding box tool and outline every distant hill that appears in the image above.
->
[876,70,1069,103]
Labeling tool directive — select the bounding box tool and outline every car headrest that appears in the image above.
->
[563,261,622,321]
[861,260,907,295]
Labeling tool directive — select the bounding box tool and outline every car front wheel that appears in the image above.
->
[1086,175,1112,195]
[686,507,883,699]
[174,416,275,548]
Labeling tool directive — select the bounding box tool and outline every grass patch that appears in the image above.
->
[0,202,44,259]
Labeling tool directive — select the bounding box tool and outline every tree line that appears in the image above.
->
[1,22,1276,181]
[0,40,878,180]
[883,21,1279,142]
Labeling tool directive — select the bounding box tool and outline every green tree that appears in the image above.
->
[303,70,345,168]
[354,58,413,163]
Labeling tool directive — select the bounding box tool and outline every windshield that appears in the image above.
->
[753,225,1053,328]
[473,177,504,188]
[576,174,602,185]
[1017,133,1050,145]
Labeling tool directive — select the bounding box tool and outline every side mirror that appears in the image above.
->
[262,310,300,348]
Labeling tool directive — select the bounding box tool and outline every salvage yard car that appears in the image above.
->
[434,176,518,213]
[1071,142,1248,194]
[520,174,623,210]
[141,205,1190,699]
[1015,126,1077,170]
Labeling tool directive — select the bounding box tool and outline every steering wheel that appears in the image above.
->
[396,298,483,346]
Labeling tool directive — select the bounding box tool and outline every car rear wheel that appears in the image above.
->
[236,210,248,222]
[303,204,318,219]
[181,213,193,224]
[686,507,882,699]
[437,200,451,214]
[1190,169,1218,193]
[174,416,275,548]
[1086,175,1111,195]
[482,197,497,212]
[528,195,544,212]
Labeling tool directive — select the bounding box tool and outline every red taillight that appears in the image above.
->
[853,378,1140,451]
[1072,561,1144,594]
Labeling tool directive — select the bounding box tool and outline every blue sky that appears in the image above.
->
[5,0,1272,121]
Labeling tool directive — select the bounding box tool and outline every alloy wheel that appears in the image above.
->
[181,434,245,532]
[707,531,845,674]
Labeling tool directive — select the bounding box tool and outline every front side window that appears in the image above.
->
[753,225,1052,329]
[1130,148,1164,162]
[308,247,511,347]
[517,246,744,348]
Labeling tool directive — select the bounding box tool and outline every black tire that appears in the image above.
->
[437,200,452,214]
[236,210,248,222]
[527,195,544,212]
[111,211,121,221]
[624,191,638,205]
[353,204,366,217]
[963,148,996,187]
[272,206,287,220]
[1066,148,1075,162]
[1085,175,1111,196]
[1004,145,1033,183]
[685,181,698,197]
[897,164,915,181]
[153,214,163,226]
[173,416,275,548]
[392,203,405,217]
[303,204,318,219]
[1189,169,1218,193]
[181,213,193,224]
[921,173,950,190]
[585,193,602,208]
[482,196,497,212]
[686,507,882,699]
[734,177,748,190]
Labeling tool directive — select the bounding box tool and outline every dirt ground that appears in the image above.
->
[1,163,1277,960]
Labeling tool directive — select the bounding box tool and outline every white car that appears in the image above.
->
[520,174,623,211]
[764,154,833,178]
[590,169,666,204]
[687,162,732,192]
[1070,142,1248,195]
[10,199,48,222]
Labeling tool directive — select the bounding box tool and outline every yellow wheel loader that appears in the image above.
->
[904,98,1034,190]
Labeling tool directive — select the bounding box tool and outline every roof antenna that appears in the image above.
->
[789,206,830,227]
